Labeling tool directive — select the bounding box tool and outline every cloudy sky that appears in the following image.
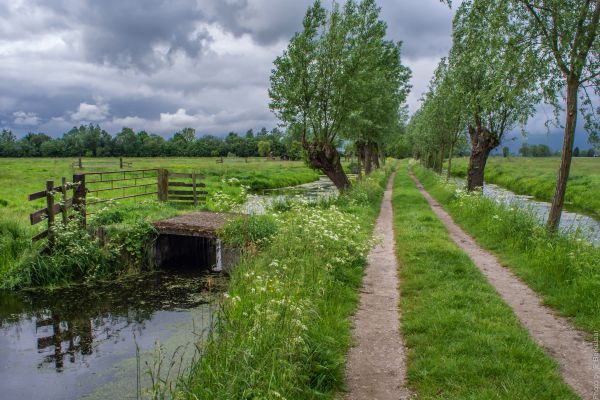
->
[0,0,592,150]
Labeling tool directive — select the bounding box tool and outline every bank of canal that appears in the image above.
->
[0,176,341,399]
[454,178,600,244]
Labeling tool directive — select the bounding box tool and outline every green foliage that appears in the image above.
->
[219,215,279,249]
[11,219,119,288]
[392,166,578,398]
[269,0,410,186]
[181,164,394,399]
[110,220,157,269]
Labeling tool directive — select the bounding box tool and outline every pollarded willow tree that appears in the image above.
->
[409,58,465,179]
[511,0,600,230]
[269,0,410,189]
[343,0,411,175]
[451,0,543,191]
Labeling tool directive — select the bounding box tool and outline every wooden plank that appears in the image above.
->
[32,230,48,242]
[168,172,193,179]
[168,182,194,187]
[168,190,193,195]
[30,207,47,225]
[168,190,208,196]
[28,190,47,201]
[30,203,69,225]
[192,172,198,206]
[157,168,168,202]
[169,181,206,187]
[167,196,208,202]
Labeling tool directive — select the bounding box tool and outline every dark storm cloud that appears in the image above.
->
[27,0,212,71]
[0,0,463,138]
[205,0,313,45]
[380,0,455,59]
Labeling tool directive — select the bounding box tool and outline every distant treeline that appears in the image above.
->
[0,125,303,159]
[516,143,596,158]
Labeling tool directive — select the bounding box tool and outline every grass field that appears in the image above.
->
[0,157,319,288]
[413,163,600,334]
[451,157,600,219]
[393,165,578,399]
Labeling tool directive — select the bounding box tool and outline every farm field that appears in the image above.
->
[0,157,319,224]
[0,157,319,288]
[451,157,600,219]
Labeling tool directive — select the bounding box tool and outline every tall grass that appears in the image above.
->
[177,165,394,399]
[392,166,578,398]
[413,163,600,333]
[450,157,600,219]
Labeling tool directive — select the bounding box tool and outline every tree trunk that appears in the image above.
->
[372,143,381,169]
[547,78,579,230]
[467,124,499,191]
[446,141,454,182]
[364,144,373,175]
[437,143,445,174]
[304,141,351,191]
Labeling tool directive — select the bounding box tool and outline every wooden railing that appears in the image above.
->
[71,157,133,169]
[28,178,83,246]
[28,168,207,248]
[159,170,207,206]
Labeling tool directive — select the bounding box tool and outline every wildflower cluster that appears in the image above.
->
[188,165,394,399]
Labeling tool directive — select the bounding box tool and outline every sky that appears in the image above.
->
[0,0,594,151]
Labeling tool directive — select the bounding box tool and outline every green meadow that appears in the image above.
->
[0,157,319,288]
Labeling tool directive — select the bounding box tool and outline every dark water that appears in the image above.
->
[0,272,223,400]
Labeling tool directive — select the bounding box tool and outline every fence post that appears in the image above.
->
[73,174,86,227]
[120,157,123,169]
[46,180,55,249]
[192,172,198,206]
[157,169,168,202]
[78,157,83,169]
[61,177,68,226]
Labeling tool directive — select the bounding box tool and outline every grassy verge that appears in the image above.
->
[179,165,394,399]
[413,163,600,334]
[392,165,578,399]
[451,157,600,219]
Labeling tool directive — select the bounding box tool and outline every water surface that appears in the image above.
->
[0,272,222,400]
[454,178,600,243]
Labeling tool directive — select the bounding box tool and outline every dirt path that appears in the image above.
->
[342,172,412,400]
[410,172,599,400]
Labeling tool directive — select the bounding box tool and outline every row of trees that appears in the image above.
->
[269,0,411,189]
[406,0,599,230]
[0,125,302,159]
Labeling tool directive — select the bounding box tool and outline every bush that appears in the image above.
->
[219,215,279,249]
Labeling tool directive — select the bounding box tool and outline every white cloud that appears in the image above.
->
[71,100,109,121]
[12,110,40,125]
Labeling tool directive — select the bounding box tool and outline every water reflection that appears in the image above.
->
[0,272,223,399]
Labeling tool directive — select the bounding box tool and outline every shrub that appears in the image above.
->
[219,215,279,249]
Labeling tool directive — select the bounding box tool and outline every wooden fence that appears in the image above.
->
[159,170,207,206]
[71,157,133,170]
[28,168,207,248]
